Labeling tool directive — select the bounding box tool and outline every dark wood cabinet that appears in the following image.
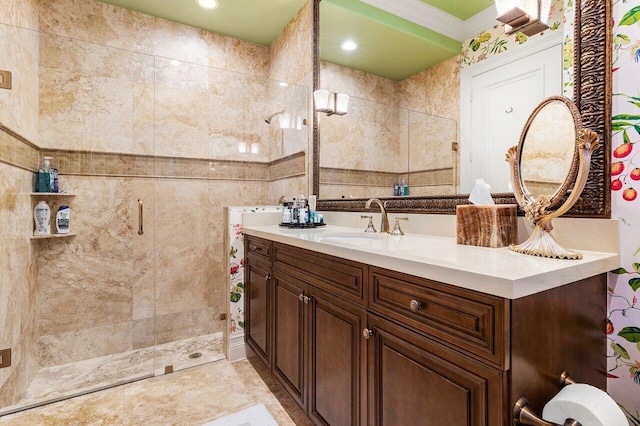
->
[272,269,307,407]
[308,286,367,426]
[367,314,504,426]
[244,236,606,426]
[245,254,272,368]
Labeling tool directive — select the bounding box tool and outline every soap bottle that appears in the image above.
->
[37,157,51,193]
[56,205,70,234]
[399,178,408,196]
[34,200,51,235]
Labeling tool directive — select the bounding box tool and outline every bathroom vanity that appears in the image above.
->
[242,225,619,426]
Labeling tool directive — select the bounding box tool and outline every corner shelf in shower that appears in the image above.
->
[30,193,76,240]
[30,193,76,198]
[30,232,77,240]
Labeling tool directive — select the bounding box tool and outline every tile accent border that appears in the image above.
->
[0,125,39,172]
[0,127,305,182]
[320,167,454,188]
[268,151,306,181]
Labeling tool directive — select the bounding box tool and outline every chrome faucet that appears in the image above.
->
[365,198,390,233]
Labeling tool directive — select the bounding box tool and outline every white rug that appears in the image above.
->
[201,403,279,426]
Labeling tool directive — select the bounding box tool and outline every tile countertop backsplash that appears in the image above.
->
[242,211,621,300]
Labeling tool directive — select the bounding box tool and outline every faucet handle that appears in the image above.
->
[391,217,408,236]
[361,215,377,233]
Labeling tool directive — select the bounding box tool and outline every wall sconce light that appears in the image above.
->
[314,89,349,116]
[495,0,551,36]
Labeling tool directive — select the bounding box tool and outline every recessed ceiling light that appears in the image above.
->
[340,40,358,51]
[279,82,289,87]
[170,59,181,66]
[196,0,218,9]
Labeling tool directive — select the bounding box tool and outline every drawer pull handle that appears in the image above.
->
[362,328,374,339]
[409,299,422,313]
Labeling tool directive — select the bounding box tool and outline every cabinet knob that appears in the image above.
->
[362,328,374,339]
[249,244,261,252]
[298,294,312,304]
[409,299,422,313]
[265,273,271,281]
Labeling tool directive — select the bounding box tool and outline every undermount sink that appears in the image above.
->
[316,232,390,247]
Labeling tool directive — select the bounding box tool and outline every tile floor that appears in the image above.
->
[0,357,314,425]
[1,333,225,417]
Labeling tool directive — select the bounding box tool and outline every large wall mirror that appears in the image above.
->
[313,0,611,216]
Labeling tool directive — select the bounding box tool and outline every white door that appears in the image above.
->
[461,42,562,193]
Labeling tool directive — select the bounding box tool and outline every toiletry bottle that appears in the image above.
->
[50,168,58,193]
[393,183,400,196]
[400,177,409,196]
[299,201,308,225]
[42,157,52,193]
[34,200,51,235]
[292,198,299,224]
[56,205,70,234]
[309,195,317,224]
[282,203,292,224]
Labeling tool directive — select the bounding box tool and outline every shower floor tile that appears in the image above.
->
[0,357,312,426]
[0,332,224,416]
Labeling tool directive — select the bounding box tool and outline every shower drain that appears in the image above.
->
[189,352,203,359]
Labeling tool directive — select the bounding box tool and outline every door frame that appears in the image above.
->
[459,31,564,193]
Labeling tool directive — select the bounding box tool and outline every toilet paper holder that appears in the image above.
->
[514,371,581,426]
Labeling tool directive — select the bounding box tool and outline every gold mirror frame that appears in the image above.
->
[312,0,611,217]
[506,96,600,259]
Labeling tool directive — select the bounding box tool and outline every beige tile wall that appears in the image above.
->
[0,24,39,144]
[0,0,41,408]
[1,0,312,402]
[0,0,313,410]
[0,162,39,407]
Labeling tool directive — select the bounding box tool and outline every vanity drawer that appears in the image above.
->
[245,235,272,263]
[273,242,365,306]
[368,267,508,369]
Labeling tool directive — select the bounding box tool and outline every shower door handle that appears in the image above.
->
[138,199,144,235]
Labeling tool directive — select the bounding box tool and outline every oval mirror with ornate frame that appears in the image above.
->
[312,0,611,218]
[506,96,600,259]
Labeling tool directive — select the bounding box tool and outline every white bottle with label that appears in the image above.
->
[34,200,51,235]
[56,205,70,234]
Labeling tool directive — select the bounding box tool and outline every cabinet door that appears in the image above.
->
[245,259,272,367]
[273,270,307,409]
[308,287,367,426]
[367,315,505,426]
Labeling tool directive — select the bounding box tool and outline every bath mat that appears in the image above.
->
[201,403,279,426]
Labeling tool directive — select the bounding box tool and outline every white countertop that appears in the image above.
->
[242,224,620,299]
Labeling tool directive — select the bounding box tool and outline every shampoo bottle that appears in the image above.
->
[34,200,51,235]
[56,205,70,234]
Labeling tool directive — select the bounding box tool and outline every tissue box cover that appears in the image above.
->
[456,204,517,248]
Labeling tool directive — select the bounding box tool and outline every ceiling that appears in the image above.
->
[97,0,496,81]
[320,0,460,81]
[96,0,308,46]
[420,0,494,21]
